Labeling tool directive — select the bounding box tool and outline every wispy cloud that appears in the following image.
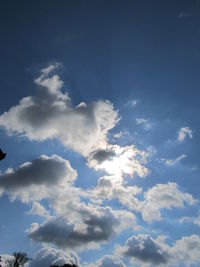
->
[180,215,200,228]
[177,12,192,19]
[112,130,129,139]
[164,154,187,166]
[125,99,139,108]
[136,118,153,131]
[177,126,193,142]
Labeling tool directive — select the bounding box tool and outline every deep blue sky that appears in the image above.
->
[0,1,200,267]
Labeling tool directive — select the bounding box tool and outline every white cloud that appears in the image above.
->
[88,255,126,267]
[126,99,138,108]
[40,62,62,76]
[164,154,187,166]
[0,255,15,267]
[118,234,168,266]
[28,207,136,250]
[177,126,193,142]
[112,130,130,139]
[136,118,152,131]
[0,154,77,203]
[0,63,119,158]
[25,247,80,267]
[28,207,119,249]
[169,235,200,266]
[0,63,149,183]
[113,131,123,139]
[130,99,138,107]
[89,180,196,224]
[117,233,200,266]
[180,215,200,227]
[0,152,138,250]
[87,144,149,178]
[140,182,196,223]
[89,175,142,211]
[26,202,50,218]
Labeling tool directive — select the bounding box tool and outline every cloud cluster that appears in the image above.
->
[28,199,137,249]
[0,62,198,267]
[140,182,195,222]
[25,247,80,267]
[90,180,195,224]
[118,234,200,266]
[0,152,137,250]
[0,63,148,181]
[0,64,118,158]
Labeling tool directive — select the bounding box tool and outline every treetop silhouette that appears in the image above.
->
[0,148,6,161]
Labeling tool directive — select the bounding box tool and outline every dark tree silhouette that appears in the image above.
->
[13,252,29,267]
[0,148,6,161]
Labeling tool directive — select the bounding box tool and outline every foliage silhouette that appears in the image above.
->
[0,148,6,161]
[13,252,29,267]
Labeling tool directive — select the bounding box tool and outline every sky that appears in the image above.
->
[0,1,200,266]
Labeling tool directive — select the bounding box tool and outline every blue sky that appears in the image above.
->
[0,1,200,266]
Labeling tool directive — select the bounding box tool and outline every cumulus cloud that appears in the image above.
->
[28,208,119,249]
[88,255,126,267]
[25,247,80,267]
[0,63,150,183]
[118,234,200,266]
[89,175,142,211]
[0,153,136,251]
[177,126,193,142]
[140,182,195,222]
[0,63,119,158]
[170,235,200,266]
[164,154,187,166]
[119,234,168,266]
[89,180,196,224]
[0,154,77,203]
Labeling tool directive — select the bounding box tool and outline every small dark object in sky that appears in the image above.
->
[0,148,6,161]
